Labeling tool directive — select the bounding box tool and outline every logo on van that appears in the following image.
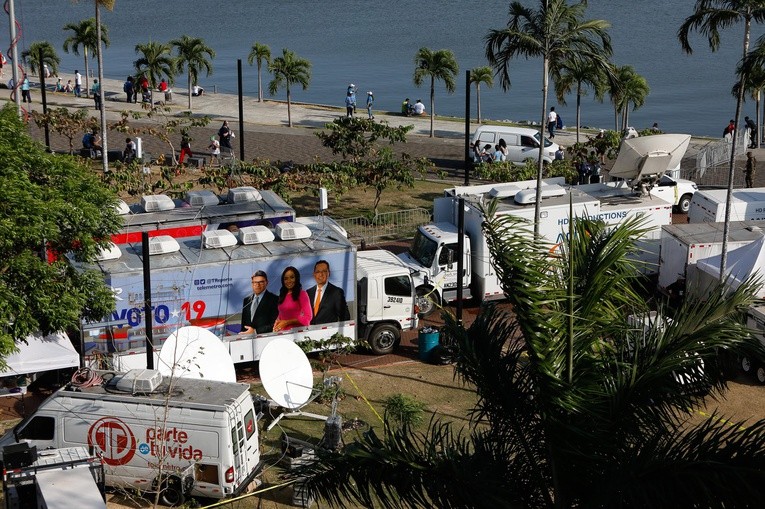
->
[88,417,137,466]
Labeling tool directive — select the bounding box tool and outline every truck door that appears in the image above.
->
[382,274,415,323]
[227,401,257,489]
[438,242,469,292]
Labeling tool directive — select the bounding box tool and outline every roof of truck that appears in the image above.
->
[663,221,765,245]
[50,370,252,412]
[357,250,411,278]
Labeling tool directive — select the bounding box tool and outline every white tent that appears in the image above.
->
[0,332,79,377]
[696,237,765,297]
[609,134,692,181]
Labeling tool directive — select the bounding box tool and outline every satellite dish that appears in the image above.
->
[259,338,314,409]
[158,326,236,383]
[609,134,692,181]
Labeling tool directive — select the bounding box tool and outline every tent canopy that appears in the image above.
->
[0,332,79,377]
[696,237,765,297]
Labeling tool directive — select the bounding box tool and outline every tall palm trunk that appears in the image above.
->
[287,86,292,127]
[187,69,192,110]
[476,83,482,123]
[534,57,549,237]
[429,77,435,137]
[96,5,108,172]
[722,17,752,277]
[757,90,761,149]
[83,50,90,97]
[575,84,582,144]
[257,62,263,102]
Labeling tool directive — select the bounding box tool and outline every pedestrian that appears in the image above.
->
[413,99,425,116]
[123,138,136,163]
[208,136,221,166]
[218,120,232,154]
[91,79,101,110]
[345,92,354,118]
[746,116,758,148]
[366,91,374,120]
[347,83,357,114]
[651,122,660,133]
[64,80,73,93]
[555,146,565,161]
[547,107,558,139]
[43,63,50,78]
[55,77,64,92]
[746,151,756,188]
[20,74,31,103]
[123,76,134,103]
[402,98,410,116]
[179,133,192,165]
[723,119,735,142]
[74,69,82,97]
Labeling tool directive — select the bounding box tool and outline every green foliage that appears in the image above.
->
[383,394,426,428]
[413,47,459,137]
[268,48,311,127]
[22,41,61,76]
[475,160,536,182]
[316,117,412,163]
[134,41,175,90]
[248,42,271,102]
[170,35,215,110]
[0,104,121,361]
[31,107,96,155]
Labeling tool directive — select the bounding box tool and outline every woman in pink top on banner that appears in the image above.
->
[273,266,313,332]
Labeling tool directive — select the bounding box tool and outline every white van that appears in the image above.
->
[0,369,260,506]
[472,125,559,165]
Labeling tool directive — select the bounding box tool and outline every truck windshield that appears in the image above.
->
[534,132,553,148]
[409,230,438,268]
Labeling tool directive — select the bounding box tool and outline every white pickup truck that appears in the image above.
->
[655,174,698,213]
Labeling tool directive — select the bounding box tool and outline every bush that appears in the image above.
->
[383,393,426,427]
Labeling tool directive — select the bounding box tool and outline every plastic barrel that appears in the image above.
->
[418,332,440,361]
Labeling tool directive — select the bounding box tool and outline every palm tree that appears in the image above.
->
[298,211,765,508]
[247,42,271,102]
[413,47,459,137]
[268,48,311,127]
[170,35,215,110]
[134,41,175,106]
[62,18,108,98]
[552,54,609,143]
[679,0,765,277]
[485,0,611,236]
[22,41,60,77]
[606,65,650,132]
[469,66,494,123]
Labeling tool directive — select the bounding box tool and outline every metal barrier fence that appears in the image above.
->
[332,208,431,247]
[680,133,748,187]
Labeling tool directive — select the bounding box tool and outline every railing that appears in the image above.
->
[332,208,431,247]
[679,132,748,188]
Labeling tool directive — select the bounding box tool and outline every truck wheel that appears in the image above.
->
[159,477,186,507]
[416,287,440,317]
[369,324,400,355]
[741,355,753,374]
[757,364,765,385]
[678,194,692,214]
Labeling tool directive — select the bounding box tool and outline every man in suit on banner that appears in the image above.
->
[241,270,279,334]
[306,260,350,325]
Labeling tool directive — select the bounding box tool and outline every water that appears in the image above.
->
[7,0,763,136]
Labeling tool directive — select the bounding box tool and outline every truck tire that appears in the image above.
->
[741,355,753,375]
[678,194,692,214]
[159,477,186,507]
[756,364,765,385]
[369,323,400,355]
[416,287,440,317]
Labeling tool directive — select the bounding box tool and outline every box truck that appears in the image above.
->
[0,370,259,505]
[401,178,674,314]
[76,217,417,368]
[688,188,765,223]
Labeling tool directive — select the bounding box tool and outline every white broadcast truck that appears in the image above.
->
[75,215,418,369]
[688,187,765,223]
[401,134,695,314]
[0,370,260,505]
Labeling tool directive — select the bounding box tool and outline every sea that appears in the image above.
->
[6,0,764,137]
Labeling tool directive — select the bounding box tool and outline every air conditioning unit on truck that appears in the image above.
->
[73,216,417,368]
[0,370,257,506]
[401,178,674,315]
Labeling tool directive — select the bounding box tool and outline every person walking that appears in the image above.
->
[746,116,758,148]
[20,74,31,103]
[366,91,374,120]
[179,133,192,165]
[123,76,134,103]
[345,92,354,118]
[74,70,82,97]
[746,151,757,188]
[208,136,221,166]
[547,107,558,139]
[91,79,101,110]
[218,120,233,155]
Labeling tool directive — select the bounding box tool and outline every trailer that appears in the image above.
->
[75,216,417,368]
[687,187,765,223]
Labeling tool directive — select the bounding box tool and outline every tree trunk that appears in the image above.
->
[613,106,618,131]
[96,5,108,172]
[287,86,292,127]
[721,17,752,278]
[429,77,435,138]
[534,57,549,238]
[576,83,582,144]
[757,89,761,149]
[83,51,90,98]
[188,69,193,110]
[476,83,482,123]
[257,62,263,102]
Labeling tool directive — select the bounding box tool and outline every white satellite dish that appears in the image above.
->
[259,338,314,410]
[609,134,692,181]
[158,326,236,383]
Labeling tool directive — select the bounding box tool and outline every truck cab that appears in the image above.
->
[398,223,471,316]
[357,250,419,354]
